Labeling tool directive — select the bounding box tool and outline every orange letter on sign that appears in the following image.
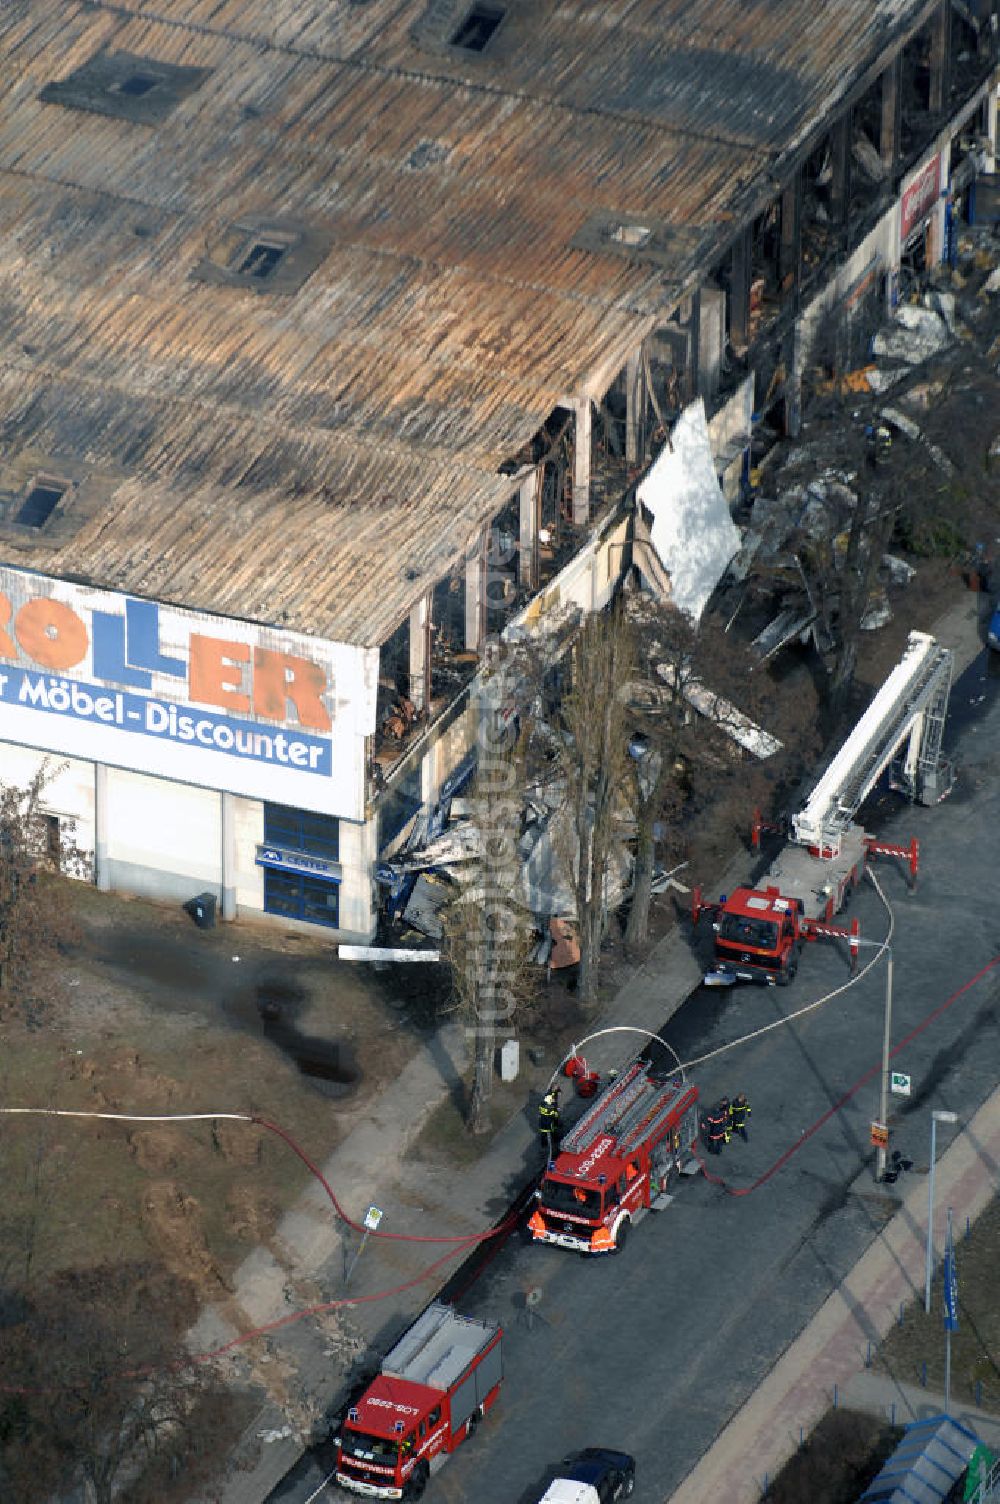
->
[15,598,88,670]
[189,635,250,713]
[0,595,14,658]
[253,648,331,731]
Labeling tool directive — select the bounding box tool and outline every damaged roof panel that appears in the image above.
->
[0,0,933,644]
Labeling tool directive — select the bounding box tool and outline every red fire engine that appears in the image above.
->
[692,873,863,986]
[692,630,954,988]
[334,1302,502,1500]
[528,1060,700,1255]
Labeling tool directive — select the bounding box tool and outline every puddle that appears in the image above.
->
[254,980,360,1099]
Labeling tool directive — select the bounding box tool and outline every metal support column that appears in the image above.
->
[929,0,952,114]
[221,790,236,921]
[94,762,110,892]
[880,54,902,172]
[830,114,853,239]
[729,226,752,353]
[779,175,802,295]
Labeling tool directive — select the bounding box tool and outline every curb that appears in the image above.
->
[663,1083,1000,1504]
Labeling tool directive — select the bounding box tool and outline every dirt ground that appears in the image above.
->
[0,888,447,1299]
[763,1408,902,1504]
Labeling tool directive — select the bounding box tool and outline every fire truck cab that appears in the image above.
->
[529,1061,700,1255]
[334,1303,502,1500]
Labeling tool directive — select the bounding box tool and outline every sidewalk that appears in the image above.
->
[663,1085,1000,1504]
[205,589,987,1502]
[843,1372,1000,1451]
[207,844,746,1503]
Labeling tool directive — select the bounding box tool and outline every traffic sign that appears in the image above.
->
[890,1071,911,1097]
[870,1121,889,1149]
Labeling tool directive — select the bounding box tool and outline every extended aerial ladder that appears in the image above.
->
[694,632,955,985]
[789,630,954,859]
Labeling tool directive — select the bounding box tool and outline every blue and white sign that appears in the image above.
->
[0,564,378,819]
[255,844,341,880]
[943,1213,959,1332]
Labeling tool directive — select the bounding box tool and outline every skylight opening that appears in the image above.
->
[450,3,506,53]
[16,481,66,529]
[236,241,288,280]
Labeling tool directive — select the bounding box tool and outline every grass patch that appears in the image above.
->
[874,1193,1000,1407]
[764,1409,901,1504]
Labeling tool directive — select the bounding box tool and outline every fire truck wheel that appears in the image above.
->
[466,1409,481,1439]
[777,953,799,986]
[404,1461,429,1500]
[613,1218,630,1253]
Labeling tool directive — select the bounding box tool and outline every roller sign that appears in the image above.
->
[0,565,377,819]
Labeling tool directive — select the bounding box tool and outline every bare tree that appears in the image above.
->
[622,593,826,946]
[825,487,898,719]
[0,765,88,1018]
[0,1263,243,1504]
[552,607,635,1006]
[441,679,533,1134]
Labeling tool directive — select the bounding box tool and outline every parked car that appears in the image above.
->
[536,1447,636,1503]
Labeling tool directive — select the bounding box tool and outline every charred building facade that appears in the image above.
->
[0,0,996,938]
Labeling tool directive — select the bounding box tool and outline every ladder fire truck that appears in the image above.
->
[693,630,954,986]
[528,1060,700,1255]
[334,1302,503,1501]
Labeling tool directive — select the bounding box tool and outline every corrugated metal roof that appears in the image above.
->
[0,0,931,644]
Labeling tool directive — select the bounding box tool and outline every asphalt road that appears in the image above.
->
[419,647,1000,1504]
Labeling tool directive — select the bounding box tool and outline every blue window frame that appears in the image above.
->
[264,868,340,928]
[264,803,339,862]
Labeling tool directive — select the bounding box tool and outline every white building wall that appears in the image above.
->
[233,794,264,911]
[0,741,96,866]
[338,818,377,941]
[103,767,222,902]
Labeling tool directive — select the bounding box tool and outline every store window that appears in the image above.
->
[263,869,340,928]
[264,804,339,862]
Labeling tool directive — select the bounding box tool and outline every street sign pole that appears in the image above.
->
[345,1205,383,1289]
[876,949,893,1182]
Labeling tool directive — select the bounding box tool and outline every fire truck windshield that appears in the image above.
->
[719,913,778,950]
[541,1178,602,1217]
[341,1430,400,1464]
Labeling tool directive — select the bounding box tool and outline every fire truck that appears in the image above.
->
[693,630,954,987]
[528,1060,700,1255]
[334,1302,502,1500]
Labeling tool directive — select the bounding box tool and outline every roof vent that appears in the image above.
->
[39,50,212,126]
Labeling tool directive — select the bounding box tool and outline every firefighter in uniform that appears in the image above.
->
[538,1088,561,1152]
[704,1102,727,1155]
[730,1092,751,1142]
[718,1096,732,1147]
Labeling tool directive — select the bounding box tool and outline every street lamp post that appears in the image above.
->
[925,1109,959,1313]
[876,948,894,1183]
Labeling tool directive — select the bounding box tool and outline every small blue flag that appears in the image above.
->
[943,1211,959,1333]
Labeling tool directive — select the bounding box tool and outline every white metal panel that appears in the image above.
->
[0,564,377,820]
[104,766,221,900]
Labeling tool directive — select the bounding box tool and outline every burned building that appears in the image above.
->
[0,1,996,938]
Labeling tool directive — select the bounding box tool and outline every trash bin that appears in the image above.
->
[184,892,217,929]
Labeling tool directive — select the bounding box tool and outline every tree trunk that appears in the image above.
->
[466,1030,494,1134]
[577,922,600,1006]
[625,806,655,947]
